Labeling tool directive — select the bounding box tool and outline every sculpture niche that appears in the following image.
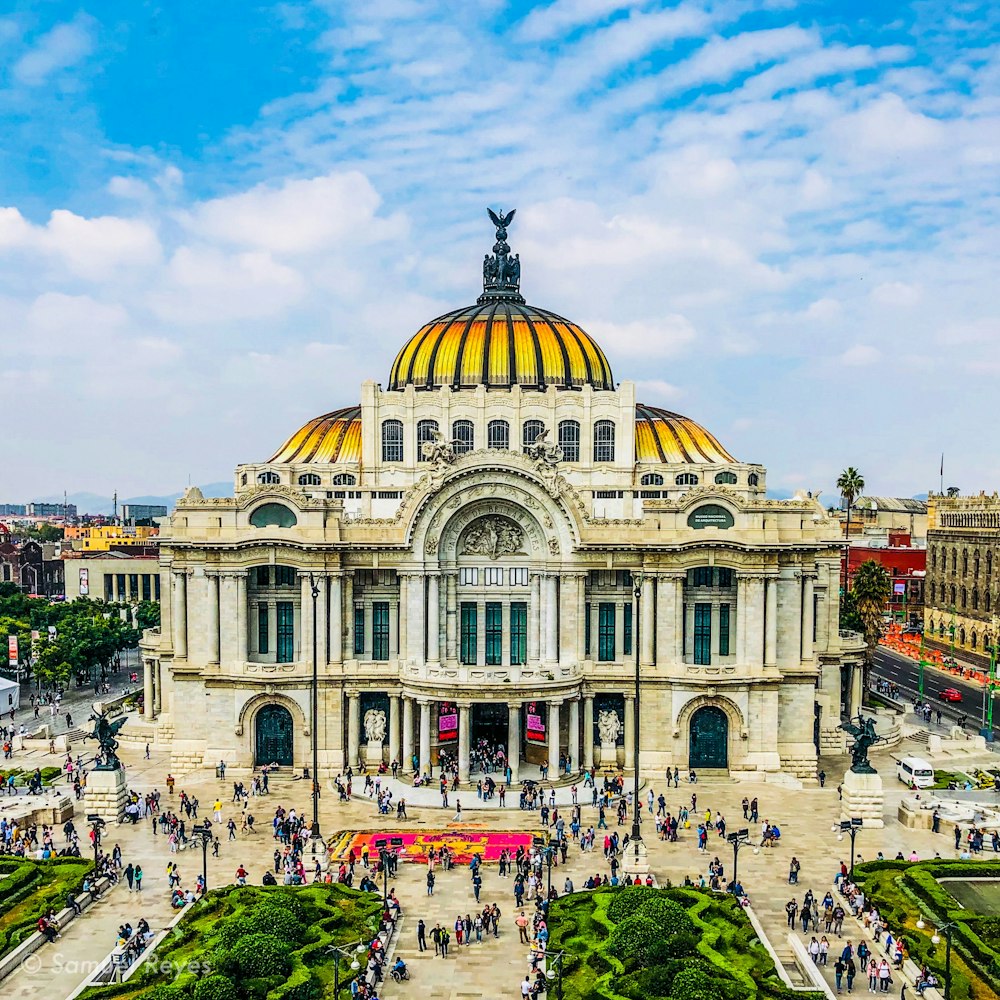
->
[462,517,524,560]
[597,709,622,769]
[363,708,387,767]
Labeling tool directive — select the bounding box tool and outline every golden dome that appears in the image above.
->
[635,404,735,464]
[268,405,361,464]
[388,301,615,391]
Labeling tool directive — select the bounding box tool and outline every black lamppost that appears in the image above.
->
[86,814,105,869]
[545,843,555,900]
[916,916,957,1000]
[378,847,391,907]
[192,822,213,894]
[308,574,322,854]
[835,818,864,878]
[545,950,565,1000]
[328,940,367,1000]
[726,828,754,892]
[630,571,645,859]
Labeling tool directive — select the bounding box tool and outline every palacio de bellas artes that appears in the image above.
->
[139,210,868,783]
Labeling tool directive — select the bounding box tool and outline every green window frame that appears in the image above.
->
[510,602,527,665]
[694,602,712,665]
[104,575,113,601]
[276,602,294,662]
[116,574,126,598]
[693,566,713,587]
[275,565,296,586]
[256,565,270,586]
[486,602,503,665]
[353,606,365,655]
[598,602,616,662]
[717,567,734,588]
[141,574,151,601]
[624,603,633,656]
[719,603,730,656]
[460,603,477,665]
[258,604,269,654]
[372,601,390,661]
[584,603,591,656]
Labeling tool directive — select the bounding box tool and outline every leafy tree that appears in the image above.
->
[853,559,891,696]
[839,590,863,633]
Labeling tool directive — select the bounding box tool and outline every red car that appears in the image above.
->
[938,688,963,703]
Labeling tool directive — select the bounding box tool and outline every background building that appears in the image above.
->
[62,524,159,552]
[924,492,1000,668]
[26,502,77,518]
[63,551,161,603]
[122,503,169,522]
[0,538,64,596]
[846,534,925,622]
[0,504,26,516]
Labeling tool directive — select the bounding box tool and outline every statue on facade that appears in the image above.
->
[420,428,457,467]
[480,208,523,298]
[85,707,128,770]
[363,709,387,744]
[597,709,622,746]
[526,427,563,467]
[462,517,524,560]
[840,713,885,775]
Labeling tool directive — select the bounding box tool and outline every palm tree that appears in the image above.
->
[853,559,891,700]
[836,467,865,541]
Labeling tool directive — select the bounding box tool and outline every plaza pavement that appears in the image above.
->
[1,733,992,1000]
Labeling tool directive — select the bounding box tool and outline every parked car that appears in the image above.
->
[938,688,962,703]
[902,624,923,636]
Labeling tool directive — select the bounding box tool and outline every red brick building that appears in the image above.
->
[846,532,926,620]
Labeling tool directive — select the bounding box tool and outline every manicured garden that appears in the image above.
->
[0,765,63,787]
[547,885,822,1000]
[0,856,94,957]
[853,859,1000,1000]
[77,882,383,1000]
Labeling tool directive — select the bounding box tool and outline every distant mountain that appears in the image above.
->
[32,481,232,516]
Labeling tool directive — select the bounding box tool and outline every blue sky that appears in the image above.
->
[1,1,998,499]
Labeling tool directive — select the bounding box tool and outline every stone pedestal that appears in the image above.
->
[622,837,651,879]
[841,768,885,829]
[365,740,385,767]
[86,767,128,824]
[599,742,618,769]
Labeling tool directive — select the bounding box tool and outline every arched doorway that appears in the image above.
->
[255,704,294,766]
[689,705,728,769]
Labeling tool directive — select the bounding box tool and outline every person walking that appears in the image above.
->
[440,927,450,957]
[785,899,798,928]
[431,923,441,956]
[834,957,845,993]
[845,956,857,993]
[134,864,143,891]
[516,911,530,943]
[124,862,135,891]
[417,918,427,952]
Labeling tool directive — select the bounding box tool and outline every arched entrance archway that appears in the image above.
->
[689,705,728,769]
[255,704,294,766]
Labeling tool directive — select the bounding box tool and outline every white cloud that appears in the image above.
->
[13,15,95,86]
[586,316,696,358]
[872,281,922,307]
[839,344,882,366]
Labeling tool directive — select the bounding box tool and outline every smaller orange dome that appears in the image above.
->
[635,404,735,464]
[268,406,361,464]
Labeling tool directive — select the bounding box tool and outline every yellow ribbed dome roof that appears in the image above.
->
[635,404,735,464]
[388,301,614,392]
[268,406,361,464]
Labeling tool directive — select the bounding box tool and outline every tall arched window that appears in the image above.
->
[381,419,404,462]
[930,547,937,571]
[748,473,760,487]
[973,588,979,610]
[961,587,967,609]
[675,473,699,486]
[257,471,280,485]
[962,549,968,575]
[951,548,957,573]
[974,551,980,577]
[522,419,545,452]
[452,419,474,454]
[558,420,580,462]
[487,419,509,450]
[950,584,957,606]
[986,590,993,613]
[640,472,664,486]
[593,420,615,462]
[332,473,356,485]
[988,551,993,576]
[714,471,738,485]
[417,419,439,462]
[972,630,978,650]
[930,582,936,602]
[297,473,321,486]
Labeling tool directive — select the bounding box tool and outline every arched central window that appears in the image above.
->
[748,473,760,487]
[332,472,356,486]
[558,420,580,462]
[297,473,321,486]
[640,472,664,486]
[522,419,545,452]
[488,419,509,450]
[676,472,699,486]
[452,419,474,454]
[593,420,615,462]
[714,471,738,485]
[257,471,280,485]
[417,419,439,462]
[381,419,403,462]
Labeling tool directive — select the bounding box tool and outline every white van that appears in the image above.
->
[897,756,935,788]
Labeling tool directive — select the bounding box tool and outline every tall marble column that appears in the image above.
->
[427,574,441,663]
[154,661,162,713]
[559,575,581,664]
[207,573,220,663]
[171,570,187,658]
[458,702,471,783]
[418,700,431,776]
[143,659,154,720]
[406,574,425,664]
[582,695,595,771]
[765,576,778,667]
[624,695,635,770]
[568,699,580,774]
[802,574,815,661]
[655,575,678,665]
[329,573,343,664]
[746,576,765,668]
[299,575,314,666]
[776,568,802,669]
[235,573,247,664]
[507,703,520,783]
[445,572,458,661]
[397,575,408,660]
[640,577,654,667]
[343,573,354,660]
[402,696,414,768]
[389,694,401,764]
[316,573,328,666]
[547,700,561,775]
[528,573,541,662]
[347,693,360,767]
[544,575,559,663]
[736,576,749,663]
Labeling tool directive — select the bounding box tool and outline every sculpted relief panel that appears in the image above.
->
[461,516,524,560]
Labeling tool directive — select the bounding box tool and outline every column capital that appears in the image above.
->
[548,698,564,708]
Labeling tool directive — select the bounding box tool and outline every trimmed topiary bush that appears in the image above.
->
[192,975,238,1000]
[228,933,292,980]
[607,885,651,924]
[609,914,661,963]
[634,896,694,938]
[243,904,305,943]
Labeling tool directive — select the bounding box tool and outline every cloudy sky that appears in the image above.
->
[1,1,997,501]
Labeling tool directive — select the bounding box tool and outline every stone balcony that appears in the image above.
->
[401,659,582,687]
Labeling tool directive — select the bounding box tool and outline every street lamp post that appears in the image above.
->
[328,940,367,1000]
[725,828,754,893]
[627,570,646,876]
[983,615,998,737]
[545,843,555,900]
[916,917,957,1000]
[378,847,391,907]
[308,574,322,854]
[86,814,105,870]
[834,818,864,879]
[192,822,213,894]
[545,950,564,1000]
